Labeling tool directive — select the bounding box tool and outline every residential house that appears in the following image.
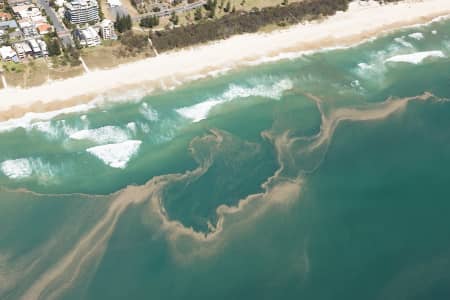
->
[0,12,12,21]
[13,41,32,59]
[27,38,41,56]
[36,23,52,34]
[0,20,18,30]
[18,19,37,37]
[7,0,32,6]
[12,5,40,19]
[0,45,19,61]
[37,39,47,56]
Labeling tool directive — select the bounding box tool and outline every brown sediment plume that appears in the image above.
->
[10,92,442,299]
[289,92,436,174]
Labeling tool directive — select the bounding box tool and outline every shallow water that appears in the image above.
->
[0,19,450,300]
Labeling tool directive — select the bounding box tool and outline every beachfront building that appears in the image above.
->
[74,26,100,47]
[64,0,100,25]
[28,38,41,56]
[0,46,19,62]
[99,19,115,40]
[13,41,32,59]
[37,39,48,56]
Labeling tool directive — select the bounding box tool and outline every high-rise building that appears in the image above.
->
[64,0,99,24]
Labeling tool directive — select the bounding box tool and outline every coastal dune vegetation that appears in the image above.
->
[150,0,400,52]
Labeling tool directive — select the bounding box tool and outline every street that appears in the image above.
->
[36,0,74,47]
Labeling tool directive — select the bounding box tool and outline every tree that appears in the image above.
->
[170,11,179,25]
[140,15,159,28]
[115,14,133,33]
[224,1,231,12]
[194,7,202,21]
[47,39,61,56]
[209,6,216,18]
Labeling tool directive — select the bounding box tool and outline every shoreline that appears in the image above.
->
[0,0,449,121]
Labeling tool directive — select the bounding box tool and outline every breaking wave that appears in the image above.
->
[385,50,446,64]
[139,103,159,122]
[0,103,96,134]
[176,79,293,122]
[86,140,142,169]
[70,126,131,145]
[0,158,55,181]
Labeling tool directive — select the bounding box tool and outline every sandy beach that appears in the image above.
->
[0,0,449,119]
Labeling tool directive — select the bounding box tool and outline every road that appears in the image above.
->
[135,0,205,21]
[36,0,74,47]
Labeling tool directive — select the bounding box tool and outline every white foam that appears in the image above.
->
[139,103,159,121]
[1,159,32,179]
[0,103,96,133]
[357,62,373,70]
[126,122,137,134]
[29,121,59,138]
[139,122,151,134]
[86,140,142,169]
[408,32,424,40]
[385,51,445,64]
[394,36,414,48]
[70,126,131,144]
[0,158,54,180]
[176,79,293,122]
[432,30,437,35]
[176,99,222,123]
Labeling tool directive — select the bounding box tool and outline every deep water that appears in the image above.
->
[0,19,450,300]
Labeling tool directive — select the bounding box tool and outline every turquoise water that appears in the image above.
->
[1,19,450,300]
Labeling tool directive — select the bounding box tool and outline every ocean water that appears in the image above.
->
[1,18,450,300]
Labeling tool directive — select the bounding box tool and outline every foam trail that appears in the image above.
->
[139,103,159,121]
[408,32,424,40]
[394,36,414,48]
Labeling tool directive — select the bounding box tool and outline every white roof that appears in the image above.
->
[107,0,122,7]
[0,46,17,59]
[107,0,121,6]
[37,39,47,51]
[28,38,39,49]
[14,42,32,52]
[100,19,113,27]
[81,26,99,39]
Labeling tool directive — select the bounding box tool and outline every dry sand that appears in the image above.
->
[0,0,449,119]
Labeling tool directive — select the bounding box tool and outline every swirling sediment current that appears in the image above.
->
[1,18,450,300]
